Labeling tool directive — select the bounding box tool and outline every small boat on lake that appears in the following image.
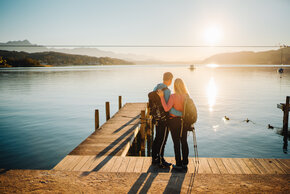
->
[277,44,287,74]
[189,65,195,70]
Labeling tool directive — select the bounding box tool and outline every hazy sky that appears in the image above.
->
[0,0,289,61]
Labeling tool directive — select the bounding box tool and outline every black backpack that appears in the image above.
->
[182,95,197,131]
[148,87,169,125]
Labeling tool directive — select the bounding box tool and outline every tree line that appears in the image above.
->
[0,50,134,67]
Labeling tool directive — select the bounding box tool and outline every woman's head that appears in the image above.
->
[174,78,188,95]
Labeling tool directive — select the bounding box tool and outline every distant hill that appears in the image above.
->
[0,40,154,62]
[1,40,289,65]
[203,47,290,65]
[0,50,134,67]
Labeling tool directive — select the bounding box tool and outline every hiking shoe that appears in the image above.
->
[159,160,172,168]
[172,164,183,170]
[182,164,188,170]
[152,157,160,165]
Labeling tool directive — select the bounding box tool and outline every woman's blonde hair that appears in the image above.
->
[174,78,188,95]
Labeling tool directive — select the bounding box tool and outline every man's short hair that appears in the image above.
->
[163,72,173,81]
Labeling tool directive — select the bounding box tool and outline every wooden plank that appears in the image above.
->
[256,159,276,174]
[99,156,117,172]
[277,103,284,110]
[199,158,212,174]
[187,158,195,173]
[234,158,252,174]
[263,159,284,174]
[213,158,228,174]
[242,158,261,174]
[126,157,138,172]
[134,157,145,173]
[277,159,290,170]
[65,156,84,171]
[141,157,152,172]
[221,158,236,174]
[229,158,244,174]
[118,157,131,172]
[249,158,268,174]
[79,156,96,171]
[193,158,200,170]
[56,156,75,170]
[273,159,290,174]
[61,156,78,170]
[87,156,106,171]
[53,156,70,170]
[196,158,205,174]
[207,158,220,174]
[72,156,91,171]
[110,157,124,172]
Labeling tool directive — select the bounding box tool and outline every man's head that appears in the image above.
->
[163,72,173,86]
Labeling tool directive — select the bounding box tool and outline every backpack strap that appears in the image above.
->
[181,94,190,138]
[182,94,189,116]
[161,87,168,91]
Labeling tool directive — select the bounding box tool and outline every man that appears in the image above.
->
[152,72,182,167]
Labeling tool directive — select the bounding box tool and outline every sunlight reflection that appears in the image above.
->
[213,125,219,132]
[207,64,219,68]
[207,77,217,112]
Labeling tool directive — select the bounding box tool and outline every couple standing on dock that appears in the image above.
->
[149,72,197,171]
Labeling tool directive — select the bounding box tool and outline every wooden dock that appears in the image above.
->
[54,156,289,174]
[54,102,290,175]
[54,102,147,171]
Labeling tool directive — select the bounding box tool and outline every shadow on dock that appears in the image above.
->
[113,115,140,134]
[80,121,140,177]
[128,173,186,194]
[128,168,197,193]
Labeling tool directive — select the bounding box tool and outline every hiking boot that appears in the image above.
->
[159,160,172,168]
[172,164,183,170]
[152,157,160,165]
[182,164,188,170]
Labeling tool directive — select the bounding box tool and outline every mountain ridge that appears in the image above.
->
[0,40,289,65]
[0,49,133,67]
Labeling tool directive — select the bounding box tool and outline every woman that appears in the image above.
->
[157,78,189,170]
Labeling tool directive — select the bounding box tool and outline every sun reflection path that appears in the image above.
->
[207,77,217,112]
[207,63,219,68]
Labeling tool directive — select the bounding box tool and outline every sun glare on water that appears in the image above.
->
[207,63,219,68]
[207,77,217,112]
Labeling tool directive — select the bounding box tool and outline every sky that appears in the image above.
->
[0,0,289,61]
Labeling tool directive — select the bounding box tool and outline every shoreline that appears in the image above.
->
[1,64,290,69]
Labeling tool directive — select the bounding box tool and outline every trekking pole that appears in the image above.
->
[192,127,199,170]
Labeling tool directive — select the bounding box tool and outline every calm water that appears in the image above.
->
[0,64,289,169]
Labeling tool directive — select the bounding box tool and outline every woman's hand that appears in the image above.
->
[157,89,164,97]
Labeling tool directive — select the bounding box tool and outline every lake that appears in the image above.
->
[0,64,289,170]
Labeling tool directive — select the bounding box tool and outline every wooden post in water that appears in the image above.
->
[119,96,122,110]
[106,102,110,121]
[278,96,290,151]
[283,96,289,149]
[95,109,99,131]
[145,103,152,156]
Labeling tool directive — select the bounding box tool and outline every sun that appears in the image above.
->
[204,26,222,45]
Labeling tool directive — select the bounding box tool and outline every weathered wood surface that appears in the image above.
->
[54,102,147,172]
[54,156,290,174]
[277,103,290,111]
